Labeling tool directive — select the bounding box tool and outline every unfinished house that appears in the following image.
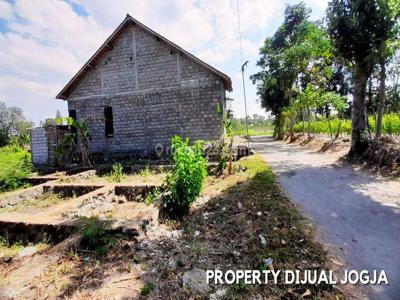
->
[31,14,232,167]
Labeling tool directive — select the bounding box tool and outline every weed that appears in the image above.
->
[79,217,119,255]
[0,237,24,259]
[145,187,161,205]
[140,164,152,178]
[59,262,73,274]
[231,282,250,292]
[190,243,208,256]
[60,280,72,293]
[140,282,155,296]
[0,237,49,259]
[109,162,124,182]
[58,176,72,183]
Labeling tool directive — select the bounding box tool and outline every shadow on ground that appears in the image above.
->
[1,155,346,299]
[251,136,400,300]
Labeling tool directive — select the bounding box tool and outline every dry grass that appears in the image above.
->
[0,238,49,260]
[0,155,344,299]
[0,192,69,213]
[79,172,167,186]
[133,155,344,299]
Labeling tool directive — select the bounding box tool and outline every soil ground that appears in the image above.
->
[0,155,347,299]
[252,136,400,300]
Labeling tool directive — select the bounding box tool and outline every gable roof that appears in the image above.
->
[56,14,232,100]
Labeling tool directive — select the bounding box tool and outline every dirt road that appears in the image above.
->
[252,136,400,300]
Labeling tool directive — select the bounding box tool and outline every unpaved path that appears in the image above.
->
[252,136,400,300]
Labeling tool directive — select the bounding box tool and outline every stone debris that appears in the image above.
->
[233,250,241,257]
[182,269,211,294]
[17,246,37,258]
[258,234,267,246]
[210,288,227,300]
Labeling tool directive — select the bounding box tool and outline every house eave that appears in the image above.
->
[56,14,232,100]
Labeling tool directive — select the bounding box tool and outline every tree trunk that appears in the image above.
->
[307,105,311,138]
[392,74,399,112]
[349,64,370,157]
[335,121,342,140]
[375,59,386,139]
[274,113,284,140]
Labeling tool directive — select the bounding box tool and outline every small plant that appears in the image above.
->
[79,217,118,255]
[140,164,152,178]
[145,187,161,205]
[0,237,24,259]
[140,282,155,296]
[162,135,207,218]
[55,117,92,166]
[109,162,124,182]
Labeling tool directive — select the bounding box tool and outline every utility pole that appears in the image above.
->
[237,0,250,148]
[241,61,250,148]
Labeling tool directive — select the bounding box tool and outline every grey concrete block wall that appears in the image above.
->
[67,23,226,156]
[31,127,48,165]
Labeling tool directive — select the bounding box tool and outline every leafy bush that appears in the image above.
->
[0,146,32,193]
[109,162,124,182]
[162,135,207,218]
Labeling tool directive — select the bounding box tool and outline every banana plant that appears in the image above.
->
[55,117,92,166]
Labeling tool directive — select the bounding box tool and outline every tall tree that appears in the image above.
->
[327,0,396,156]
[375,0,399,139]
[251,3,333,139]
[0,101,32,146]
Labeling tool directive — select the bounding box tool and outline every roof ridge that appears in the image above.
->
[56,14,232,100]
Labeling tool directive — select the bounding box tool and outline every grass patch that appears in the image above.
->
[0,146,32,193]
[0,156,342,299]
[140,282,155,296]
[139,155,342,299]
[0,237,49,260]
[78,217,120,255]
[0,192,67,212]
[0,238,24,259]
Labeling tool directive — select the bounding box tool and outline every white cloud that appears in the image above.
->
[0,0,323,123]
[306,0,328,11]
[0,0,13,20]
[0,75,66,123]
[0,32,81,79]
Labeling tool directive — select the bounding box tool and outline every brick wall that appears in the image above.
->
[67,24,226,156]
[30,127,48,166]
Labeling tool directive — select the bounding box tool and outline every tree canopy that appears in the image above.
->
[0,101,32,147]
[252,0,400,157]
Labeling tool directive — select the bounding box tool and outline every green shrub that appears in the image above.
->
[0,146,32,193]
[109,162,124,182]
[162,135,207,218]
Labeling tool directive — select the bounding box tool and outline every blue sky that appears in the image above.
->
[0,0,328,125]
